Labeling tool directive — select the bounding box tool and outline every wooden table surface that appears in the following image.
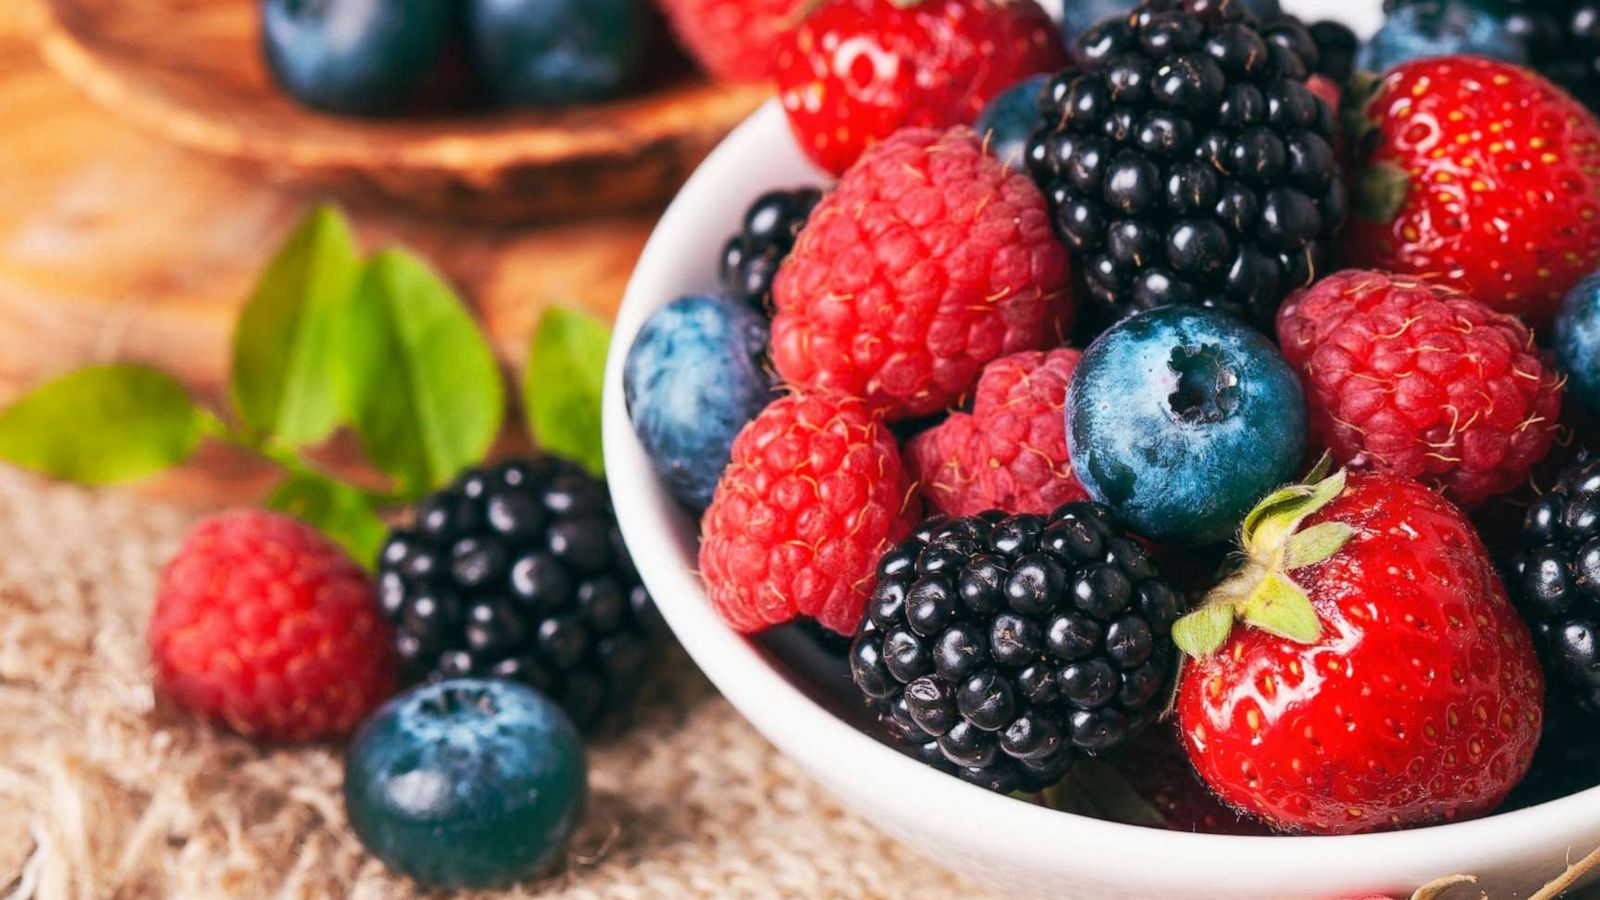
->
[0,4,687,503]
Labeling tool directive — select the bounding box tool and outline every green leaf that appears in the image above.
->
[1173,601,1237,658]
[0,365,211,484]
[344,250,505,498]
[1240,572,1323,645]
[230,205,362,447]
[1044,759,1168,828]
[525,307,611,477]
[267,473,388,567]
[1284,521,1355,570]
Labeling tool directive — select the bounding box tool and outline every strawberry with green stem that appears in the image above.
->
[1173,463,1544,835]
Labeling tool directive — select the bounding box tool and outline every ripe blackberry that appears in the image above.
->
[1305,19,1357,82]
[1510,452,1600,715]
[719,187,823,314]
[1027,0,1345,333]
[849,505,1184,793]
[377,457,660,732]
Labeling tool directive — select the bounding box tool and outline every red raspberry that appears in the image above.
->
[1277,270,1564,508]
[657,0,803,82]
[907,348,1088,516]
[771,127,1072,421]
[699,392,919,635]
[775,0,1066,175]
[149,510,394,741]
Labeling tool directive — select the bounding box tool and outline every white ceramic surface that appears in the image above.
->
[602,6,1600,896]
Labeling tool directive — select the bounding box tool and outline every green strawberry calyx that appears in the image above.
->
[1171,460,1354,658]
[1339,69,1413,224]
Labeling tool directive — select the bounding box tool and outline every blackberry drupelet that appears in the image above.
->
[1027,0,1345,333]
[378,457,660,732]
[1510,451,1600,715]
[849,505,1184,793]
[719,187,823,314]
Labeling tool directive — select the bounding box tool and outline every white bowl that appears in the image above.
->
[602,15,1600,897]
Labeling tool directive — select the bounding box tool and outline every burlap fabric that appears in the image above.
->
[0,472,987,899]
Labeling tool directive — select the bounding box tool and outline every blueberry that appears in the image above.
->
[1065,306,1306,544]
[1357,0,1526,74]
[1555,273,1600,416]
[976,75,1050,172]
[344,679,586,889]
[261,0,465,116]
[468,0,650,106]
[623,295,776,511]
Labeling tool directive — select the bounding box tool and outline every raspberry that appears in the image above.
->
[657,0,803,82]
[771,127,1072,421]
[907,348,1088,516]
[700,392,920,634]
[149,510,395,741]
[1277,270,1564,508]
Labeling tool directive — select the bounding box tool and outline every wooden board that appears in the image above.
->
[0,11,683,503]
[33,0,768,222]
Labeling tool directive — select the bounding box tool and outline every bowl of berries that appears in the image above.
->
[605,0,1600,896]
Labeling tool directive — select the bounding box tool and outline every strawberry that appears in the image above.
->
[657,0,805,82]
[774,0,1067,176]
[1173,466,1544,835]
[1341,56,1600,326]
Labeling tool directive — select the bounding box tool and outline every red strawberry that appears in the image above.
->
[658,0,805,82]
[1341,57,1600,325]
[699,391,920,634]
[774,0,1066,175]
[771,127,1072,421]
[907,347,1089,516]
[1173,469,1543,835]
[149,510,395,741]
[1276,269,1564,509]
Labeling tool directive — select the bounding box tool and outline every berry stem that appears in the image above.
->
[1528,843,1600,900]
[1173,464,1353,657]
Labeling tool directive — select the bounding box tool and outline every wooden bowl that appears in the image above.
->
[31,0,771,222]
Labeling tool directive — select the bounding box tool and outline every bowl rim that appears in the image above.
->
[602,99,1600,887]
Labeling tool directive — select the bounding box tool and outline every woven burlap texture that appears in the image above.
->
[0,472,988,899]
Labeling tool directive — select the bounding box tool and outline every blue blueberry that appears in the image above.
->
[261,0,465,116]
[624,295,775,511]
[1065,307,1307,545]
[1357,0,1525,75]
[469,0,649,106]
[976,75,1048,171]
[1555,273,1600,416]
[344,679,587,889]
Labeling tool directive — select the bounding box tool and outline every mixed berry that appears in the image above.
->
[142,0,1600,891]
[625,0,1600,852]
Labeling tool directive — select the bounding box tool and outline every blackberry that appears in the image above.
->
[1509,451,1600,715]
[1027,0,1345,334]
[1305,19,1358,83]
[718,187,823,314]
[377,457,660,732]
[849,505,1184,793]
